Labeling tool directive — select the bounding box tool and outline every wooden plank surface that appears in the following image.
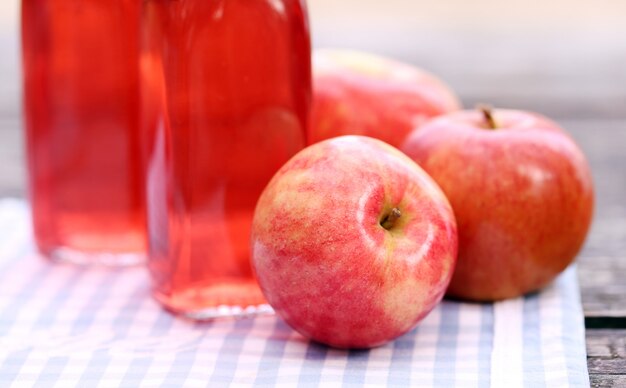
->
[587,330,626,387]
[564,120,626,323]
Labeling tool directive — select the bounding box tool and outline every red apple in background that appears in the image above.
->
[309,49,461,148]
[402,106,594,301]
[251,136,457,348]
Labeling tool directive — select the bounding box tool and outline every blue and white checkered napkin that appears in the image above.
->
[0,199,589,387]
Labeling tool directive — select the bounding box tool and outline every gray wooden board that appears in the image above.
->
[587,329,626,387]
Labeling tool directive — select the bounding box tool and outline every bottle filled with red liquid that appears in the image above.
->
[21,1,145,265]
[142,0,311,318]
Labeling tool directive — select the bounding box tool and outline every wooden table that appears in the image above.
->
[1,1,625,385]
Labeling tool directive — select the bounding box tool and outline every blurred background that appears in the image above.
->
[313,0,626,118]
[0,0,625,307]
[1,0,625,196]
[0,1,20,196]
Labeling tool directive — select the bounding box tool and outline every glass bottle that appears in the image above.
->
[142,0,311,318]
[21,0,145,265]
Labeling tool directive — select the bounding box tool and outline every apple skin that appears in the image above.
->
[401,109,594,301]
[250,136,457,349]
[309,49,461,148]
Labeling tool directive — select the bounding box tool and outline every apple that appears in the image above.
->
[250,136,457,348]
[309,49,461,148]
[401,106,594,301]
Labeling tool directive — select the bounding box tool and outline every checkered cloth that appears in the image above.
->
[0,199,589,387]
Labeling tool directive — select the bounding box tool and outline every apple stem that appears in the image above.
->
[381,207,402,230]
[478,104,498,129]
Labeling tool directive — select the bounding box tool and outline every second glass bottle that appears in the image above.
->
[142,0,312,318]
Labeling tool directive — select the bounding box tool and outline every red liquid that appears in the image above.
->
[142,0,311,317]
[22,1,145,264]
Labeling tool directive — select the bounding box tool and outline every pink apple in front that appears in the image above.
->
[309,49,461,148]
[401,107,594,301]
[250,136,457,349]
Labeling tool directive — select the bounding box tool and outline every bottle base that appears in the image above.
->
[177,304,274,320]
[153,281,273,320]
[44,246,145,267]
